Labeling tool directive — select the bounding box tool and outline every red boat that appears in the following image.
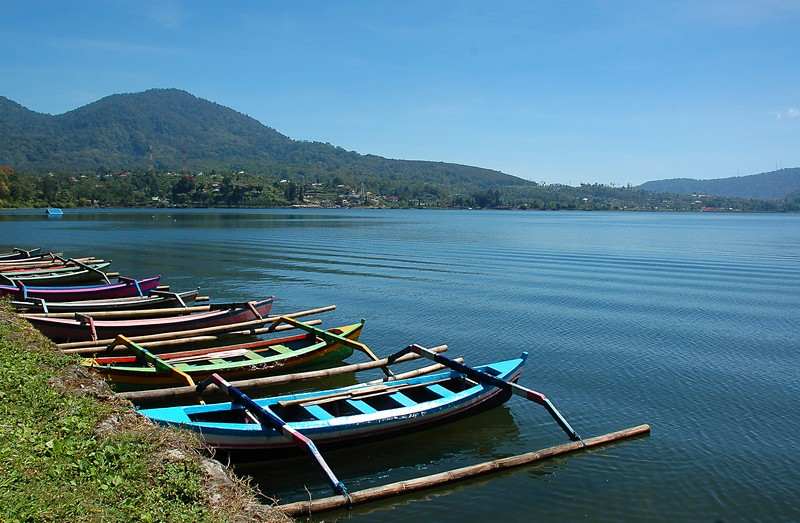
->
[24,298,275,342]
[0,276,162,301]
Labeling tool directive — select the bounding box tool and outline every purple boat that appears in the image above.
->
[0,276,162,301]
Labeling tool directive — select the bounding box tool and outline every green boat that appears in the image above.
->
[82,321,365,389]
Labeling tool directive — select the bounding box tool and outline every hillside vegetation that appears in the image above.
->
[0,89,524,195]
[639,168,800,200]
[1,89,796,212]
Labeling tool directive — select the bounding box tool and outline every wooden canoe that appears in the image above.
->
[138,355,525,451]
[82,322,363,388]
[0,276,161,301]
[0,261,110,277]
[0,248,41,261]
[0,254,86,270]
[24,297,275,342]
[1,262,113,285]
[12,290,200,314]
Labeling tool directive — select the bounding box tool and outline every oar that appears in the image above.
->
[196,373,350,500]
[387,344,582,442]
[270,316,393,378]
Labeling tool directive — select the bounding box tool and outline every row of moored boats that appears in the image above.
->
[1,246,648,515]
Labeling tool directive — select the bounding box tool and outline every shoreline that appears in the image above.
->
[0,205,792,214]
[0,301,289,522]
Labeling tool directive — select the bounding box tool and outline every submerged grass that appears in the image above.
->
[0,302,289,522]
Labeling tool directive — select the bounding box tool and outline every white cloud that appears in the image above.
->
[776,107,800,120]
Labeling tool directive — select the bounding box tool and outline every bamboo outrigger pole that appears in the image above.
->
[278,424,651,516]
[118,344,450,404]
[103,319,324,352]
[270,316,394,378]
[198,374,351,500]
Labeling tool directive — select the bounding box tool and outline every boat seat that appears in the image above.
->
[427,384,455,398]
[208,358,227,365]
[346,399,377,414]
[243,351,262,360]
[389,392,417,407]
[303,405,334,421]
[269,345,293,355]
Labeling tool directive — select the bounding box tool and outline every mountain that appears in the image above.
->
[639,168,800,200]
[0,88,527,192]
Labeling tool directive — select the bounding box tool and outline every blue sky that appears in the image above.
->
[1,0,798,185]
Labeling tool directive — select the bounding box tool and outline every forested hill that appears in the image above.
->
[639,168,800,200]
[0,88,526,192]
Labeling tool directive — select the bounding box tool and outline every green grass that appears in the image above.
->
[0,303,284,522]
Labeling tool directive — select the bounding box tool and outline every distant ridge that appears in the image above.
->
[0,88,527,191]
[639,168,800,200]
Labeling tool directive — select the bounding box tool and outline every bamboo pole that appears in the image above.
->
[57,305,336,351]
[110,319,323,351]
[273,316,391,377]
[278,424,652,516]
[374,360,458,382]
[117,344,449,404]
[61,317,324,355]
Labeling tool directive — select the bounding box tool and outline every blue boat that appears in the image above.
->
[139,356,527,451]
[46,207,63,216]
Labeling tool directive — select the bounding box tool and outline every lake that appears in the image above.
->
[1,209,798,522]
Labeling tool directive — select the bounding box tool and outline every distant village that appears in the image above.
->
[52,170,408,209]
[1,166,789,212]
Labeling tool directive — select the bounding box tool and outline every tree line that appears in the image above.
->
[0,166,794,212]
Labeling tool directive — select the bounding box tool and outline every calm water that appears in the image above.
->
[2,209,799,522]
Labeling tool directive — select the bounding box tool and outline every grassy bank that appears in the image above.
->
[0,302,289,522]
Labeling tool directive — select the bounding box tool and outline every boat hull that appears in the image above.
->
[0,262,108,277]
[140,357,525,451]
[0,276,162,301]
[98,343,353,389]
[89,323,362,388]
[0,248,42,261]
[26,298,274,342]
[3,263,112,285]
[12,290,199,313]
